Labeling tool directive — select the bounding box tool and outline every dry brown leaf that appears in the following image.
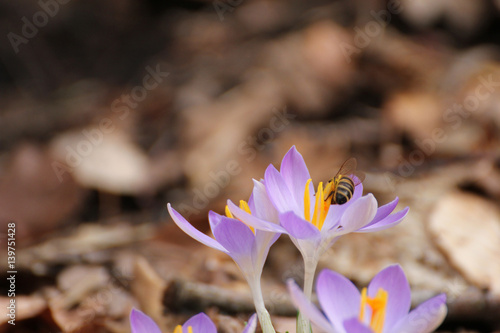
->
[400,0,488,35]
[50,127,151,195]
[47,263,136,332]
[236,0,292,34]
[57,266,111,309]
[384,92,444,141]
[131,256,167,328]
[428,191,500,295]
[46,287,97,333]
[47,283,135,333]
[302,21,354,85]
[15,223,154,272]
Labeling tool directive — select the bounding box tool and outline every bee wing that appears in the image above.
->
[336,158,365,186]
[335,158,357,177]
[351,171,365,186]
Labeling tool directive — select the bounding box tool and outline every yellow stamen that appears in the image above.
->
[359,287,368,322]
[225,202,255,233]
[187,326,193,333]
[173,325,183,333]
[311,182,323,228]
[225,205,234,218]
[239,200,252,214]
[359,287,388,333]
[303,180,331,230]
[239,200,255,234]
[304,179,312,222]
[319,186,331,230]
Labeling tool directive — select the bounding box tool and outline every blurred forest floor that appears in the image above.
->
[1,0,500,332]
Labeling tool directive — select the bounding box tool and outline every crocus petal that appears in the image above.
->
[208,210,223,230]
[168,204,228,253]
[280,146,312,209]
[280,211,321,239]
[317,269,361,333]
[363,197,399,228]
[227,200,286,233]
[390,294,447,333]
[130,308,162,333]
[343,318,374,333]
[287,279,335,333]
[357,207,409,233]
[242,313,258,333]
[183,313,217,333]
[212,216,255,256]
[336,194,377,234]
[264,165,301,215]
[367,265,411,330]
[251,179,280,223]
[248,189,255,212]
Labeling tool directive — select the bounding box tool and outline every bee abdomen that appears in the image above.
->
[334,176,355,205]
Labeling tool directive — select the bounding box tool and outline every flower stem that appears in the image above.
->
[297,258,318,333]
[249,277,276,333]
[303,259,317,299]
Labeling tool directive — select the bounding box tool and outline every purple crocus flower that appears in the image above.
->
[287,265,447,333]
[227,146,409,332]
[167,187,279,333]
[130,308,257,333]
[130,308,162,333]
[229,146,409,265]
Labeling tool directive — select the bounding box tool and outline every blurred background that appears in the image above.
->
[1,0,500,332]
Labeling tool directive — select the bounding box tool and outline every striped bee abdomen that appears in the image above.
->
[333,176,355,205]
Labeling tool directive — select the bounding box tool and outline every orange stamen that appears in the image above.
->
[359,287,388,333]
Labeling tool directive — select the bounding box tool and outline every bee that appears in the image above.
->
[324,158,365,205]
